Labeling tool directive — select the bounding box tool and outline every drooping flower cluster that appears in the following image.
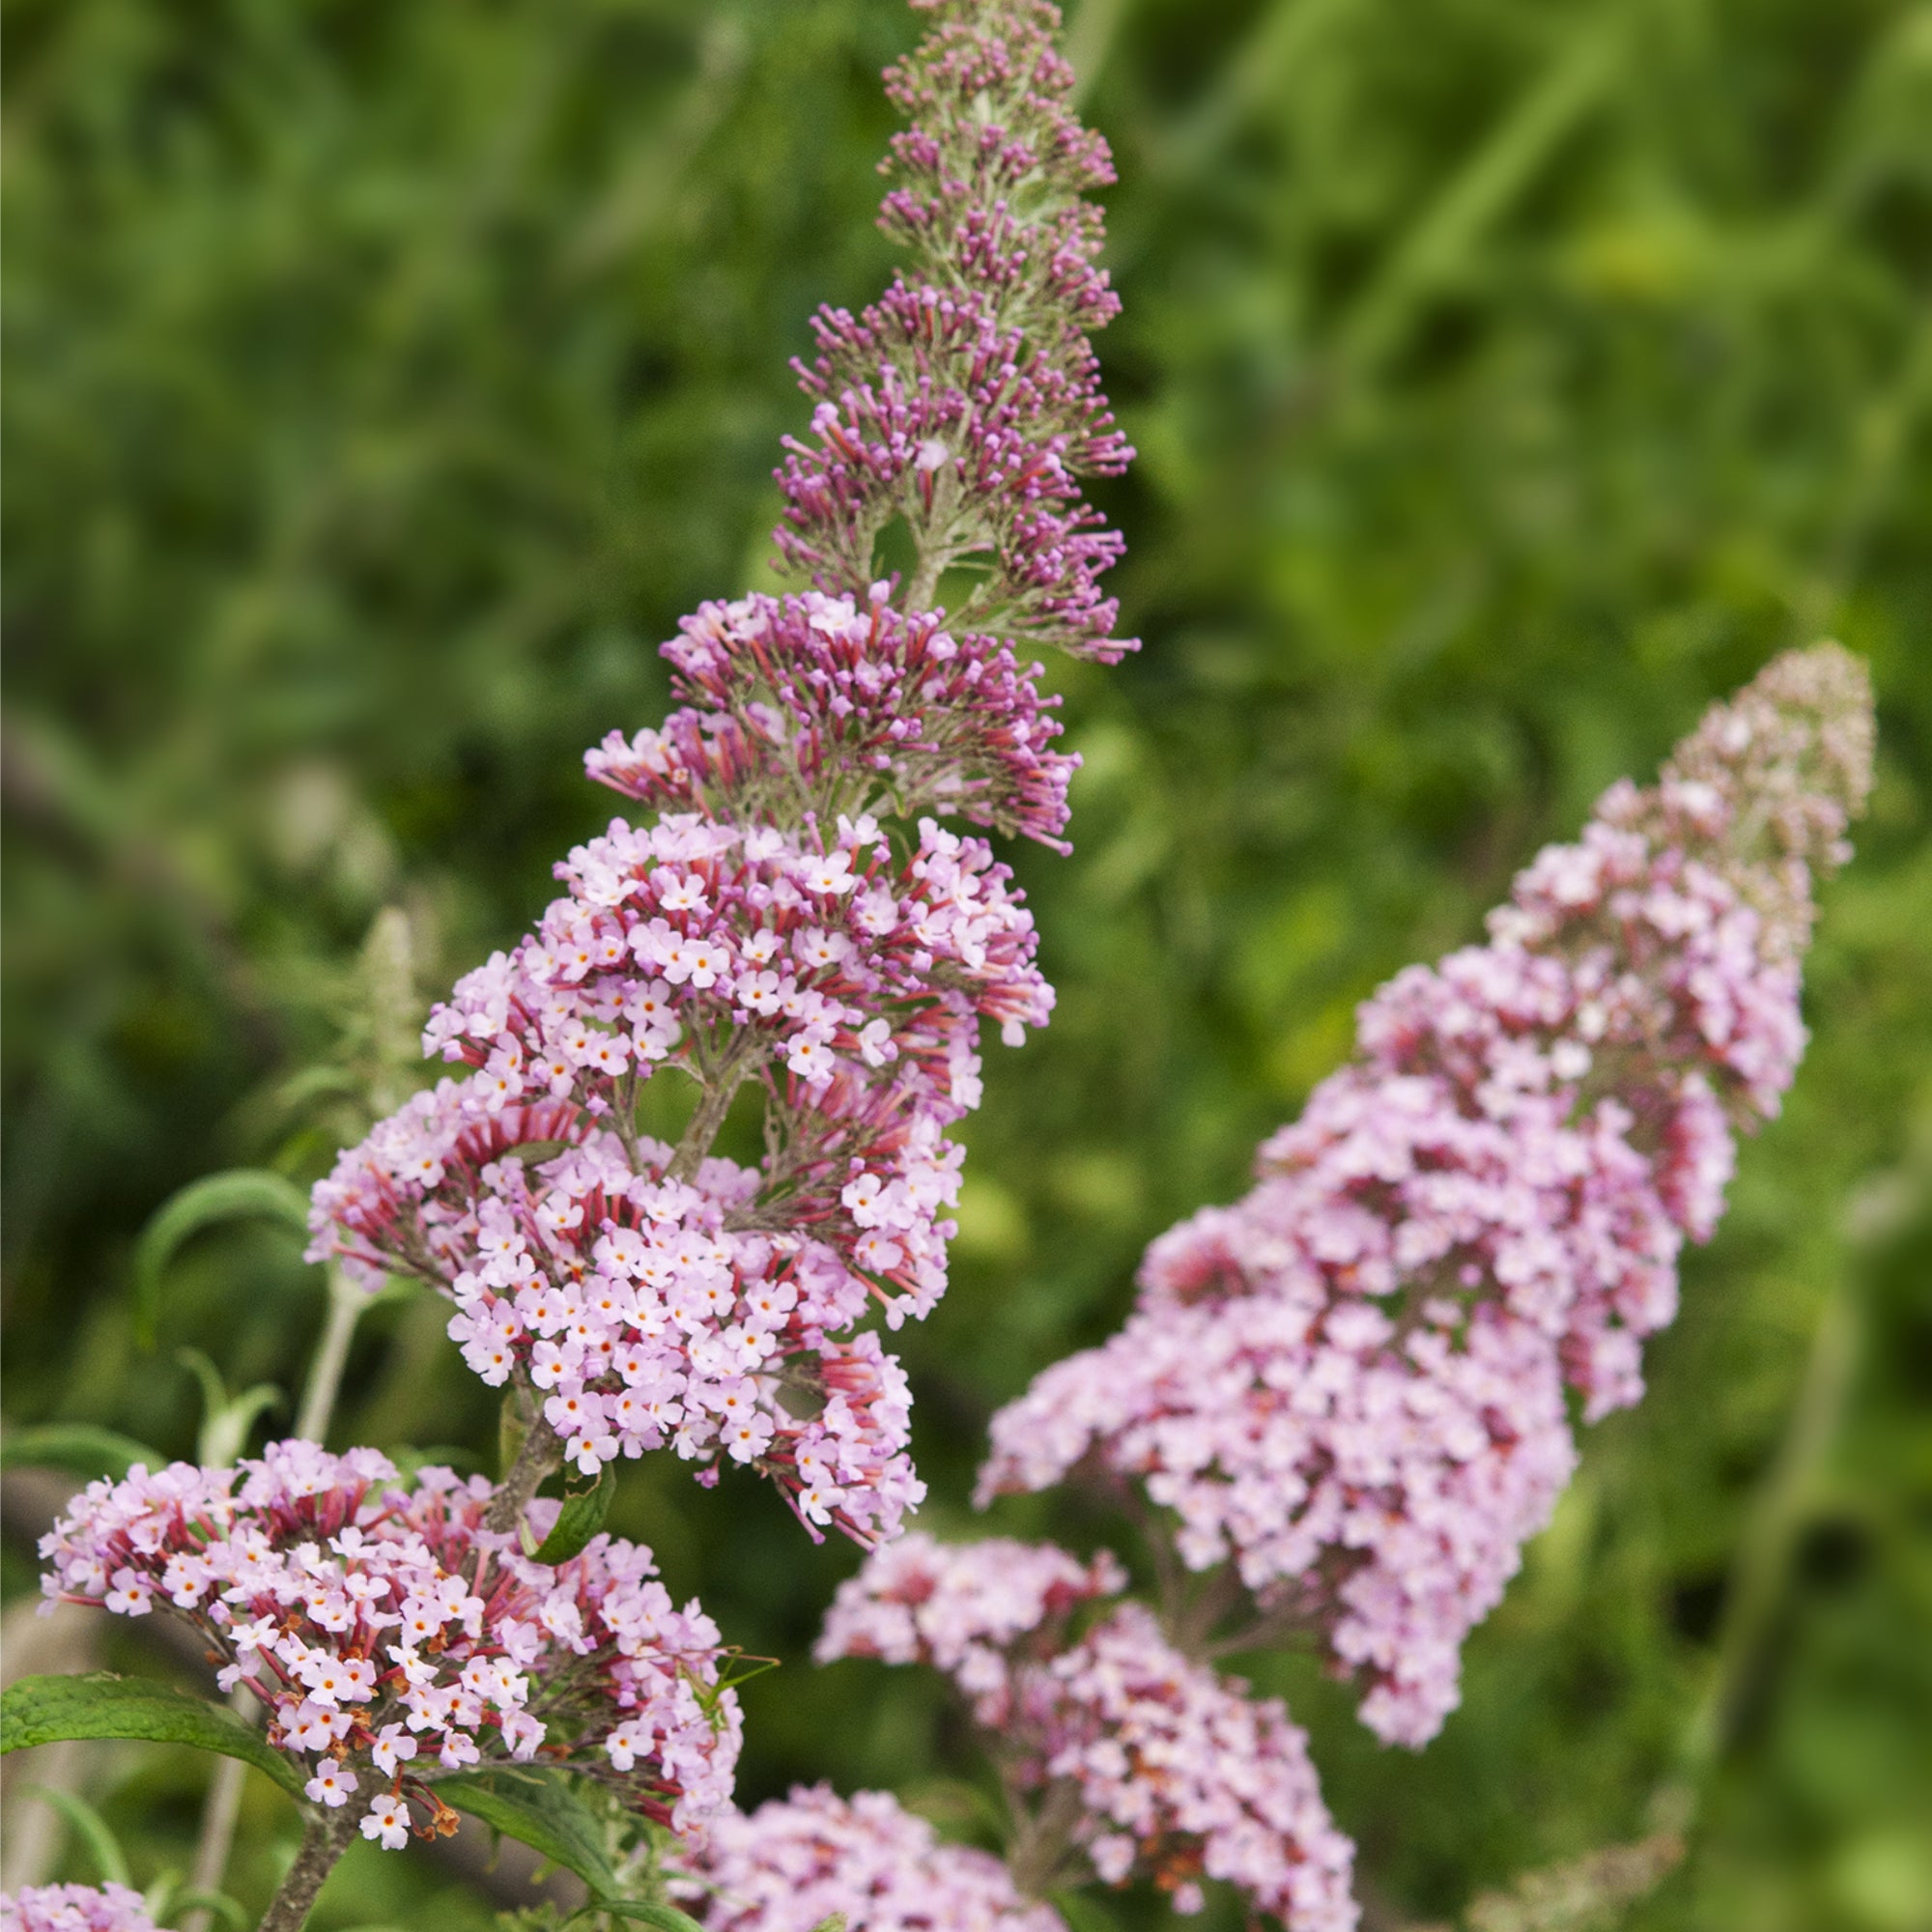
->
[0,1886,157,1932]
[307,0,1136,1552]
[38,1440,741,1840]
[980,646,1875,1745]
[818,1535,1358,1932]
[778,3,1134,657]
[674,1786,1065,1932]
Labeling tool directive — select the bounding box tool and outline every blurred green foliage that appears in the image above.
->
[4,0,1930,1926]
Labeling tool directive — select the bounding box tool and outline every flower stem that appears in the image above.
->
[258,1804,357,1932]
[178,1710,249,1932]
[1680,1258,1862,1781]
[295,1265,367,1446]
[487,1412,565,1536]
[1005,1777,1084,1899]
[667,1053,750,1184]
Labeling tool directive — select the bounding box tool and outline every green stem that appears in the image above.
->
[295,1265,367,1447]
[1005,1776,1085,1900]
[179,1724,248,1932]
[1679,1263,1861,1782]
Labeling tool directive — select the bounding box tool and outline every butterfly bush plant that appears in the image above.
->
[1,3,1874,1930]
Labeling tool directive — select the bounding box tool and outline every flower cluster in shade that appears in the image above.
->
[777,3,1134,659]
[674,1785,1065,1932]
[815,1530,1125,1708]
[38,1440,742,1841]
[817,1534,1358,1932]
[0,1887,157,1932]
[980,646,1875,1746]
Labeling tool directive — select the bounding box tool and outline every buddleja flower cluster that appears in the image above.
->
[778,3,1133,655]
[816,1535,1359,1932]
[307,0,1135,1548]
[38,1441,741,1843]
[980,646,1875,1745]
[0,1886,157,1932]
[674,1786,1064,1932]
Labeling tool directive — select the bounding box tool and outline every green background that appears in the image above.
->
[5,0,1930,1926]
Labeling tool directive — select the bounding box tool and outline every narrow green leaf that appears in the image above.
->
[176,1350,284,1467]
[572,1905,714,1932]
[176,1349,231,1435]
[438,1764,620,1897]
[134,1170,313,1348]
[0,1674,302,1797]
[0,1425,162,1482]
[531,1460,618,1565]
[20,1783,132,1887]
[170,1901,255,1932]
[168,1896,255,1931]
[140,1871,181,1923]
[1049,1889,1122,1932]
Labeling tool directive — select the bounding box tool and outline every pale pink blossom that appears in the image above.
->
[980,645,1874,1746]
[0,1887,158,1932]
[38,1439,741,1835]
[676,1785,1064,1932]
[819,1535,1356,1932]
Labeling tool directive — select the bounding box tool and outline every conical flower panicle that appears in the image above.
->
[980,645,1875,1746]
[778,0,1133,657]
[308,0,1137,1546]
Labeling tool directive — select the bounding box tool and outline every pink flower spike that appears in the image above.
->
[980,644,1875,1746]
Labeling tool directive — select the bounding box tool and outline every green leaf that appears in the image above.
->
[571,1905,713,1932]
[19,1783,131,1886]
[176,1348,284,1467]
[1049,1889,1122,1932]
[0,1674,302,1797]
[438,1764,621,1897]
[134,1169,313,1348]
[0,1424,162,1481]
[169,1899,254,1931]
[530,1460,618,1565]
[172,1893,253,1924]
